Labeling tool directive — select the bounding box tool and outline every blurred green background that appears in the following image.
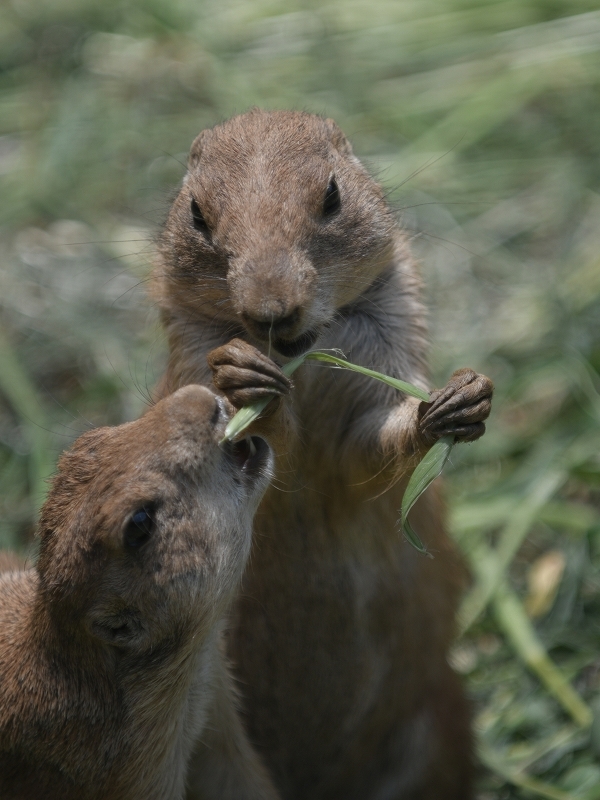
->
[2,0,600,796]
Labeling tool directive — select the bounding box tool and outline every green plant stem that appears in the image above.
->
[478,742,579,800]
[222,349,429,442]
[484,725,587,775]
[458,468,566,634]
[462,527,592,726]
[491,579,593,729]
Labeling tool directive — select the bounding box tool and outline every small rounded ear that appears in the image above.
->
[323,118,354,156]
[188,128,212,170]
[62,426,116,471]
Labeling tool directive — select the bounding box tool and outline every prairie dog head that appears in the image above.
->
[158,109,395,358]
[36,385,272,653]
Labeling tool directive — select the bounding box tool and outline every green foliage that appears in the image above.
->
[2,0,600,795]
[401,435,454,557]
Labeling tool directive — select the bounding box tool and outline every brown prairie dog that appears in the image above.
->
[0,385,280,800]
[154,110,493,799]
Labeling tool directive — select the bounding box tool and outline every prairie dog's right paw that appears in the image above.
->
[418,368,493,445]
[207,338,291,411]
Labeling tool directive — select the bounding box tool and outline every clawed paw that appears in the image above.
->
[418,368,493,446]
[207,338,291,412]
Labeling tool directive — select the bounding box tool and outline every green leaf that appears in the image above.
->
[221,353,308,442]
[302,351,430,401]
[400,436,454,557]
[222,349,429,442]
[221,397,273,443]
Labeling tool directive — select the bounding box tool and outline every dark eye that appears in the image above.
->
[124,507,154,549]
[190,198,211,238]
[323,177,341,216]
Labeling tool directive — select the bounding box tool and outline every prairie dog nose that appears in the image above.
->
[242,307,302,341]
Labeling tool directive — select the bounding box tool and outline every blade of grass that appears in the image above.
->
[478,741,579,800]
[503,726,588,774]
[222,350,429,440]
[0,327,53,514]
[476,721,587,777]
[492,578,593,729]
[400,435,454,557]
[462,529,593,728]
[221,353,308,442]
[457,433,600,634]
[394,52,575,186]
[458,468,566,634]
[301,352,430,401]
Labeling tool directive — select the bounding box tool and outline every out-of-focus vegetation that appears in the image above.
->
[2,0,600,796]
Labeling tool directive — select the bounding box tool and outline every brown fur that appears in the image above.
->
[0,385,280,800]
[153,109,494,799]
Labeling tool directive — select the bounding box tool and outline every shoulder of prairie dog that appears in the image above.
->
[0,385,278,800]
[155,108,408,363]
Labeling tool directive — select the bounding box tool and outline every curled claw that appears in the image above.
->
[207,338,291,410]
[418,368,493,446]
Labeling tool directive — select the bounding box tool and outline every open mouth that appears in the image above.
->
[271,328,320,358]
[223,435,270,479]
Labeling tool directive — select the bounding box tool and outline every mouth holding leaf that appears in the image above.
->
[269,328,321,359]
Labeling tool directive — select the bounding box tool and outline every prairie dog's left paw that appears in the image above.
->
[418,368,493,445]
[207,338,291,411]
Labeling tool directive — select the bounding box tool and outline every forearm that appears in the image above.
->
[343,395,427,481]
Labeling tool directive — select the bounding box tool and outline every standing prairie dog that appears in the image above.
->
[154,109,493,799]
[0,384,280,800]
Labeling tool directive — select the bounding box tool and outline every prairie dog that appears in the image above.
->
[154,109,493,799]
[0,385,279,800]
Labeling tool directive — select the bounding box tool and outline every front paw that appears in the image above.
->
[418,368,493,445]
[207,338,291,411]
